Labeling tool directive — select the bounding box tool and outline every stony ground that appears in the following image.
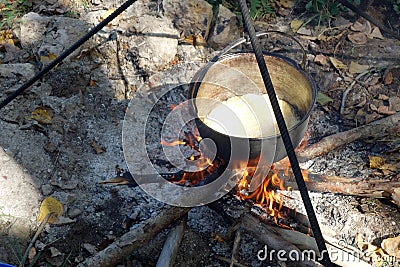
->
[1,0,400,266]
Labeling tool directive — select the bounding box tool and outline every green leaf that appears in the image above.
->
[317,92,334,105]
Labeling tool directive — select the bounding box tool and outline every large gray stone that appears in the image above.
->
[37,16,90,62]
[0,147,42,264]
[18,12,51,48]
[136,15,179,70]
[162,0,213,37]
[208,5,241,49]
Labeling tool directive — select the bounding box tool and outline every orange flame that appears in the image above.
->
[160,139,186,146]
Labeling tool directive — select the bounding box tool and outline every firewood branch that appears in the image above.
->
[78,206,190,267]
[286,173,400,202]
[297,112,400,162]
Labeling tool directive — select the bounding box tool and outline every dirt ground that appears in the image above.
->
[1,0,400,266]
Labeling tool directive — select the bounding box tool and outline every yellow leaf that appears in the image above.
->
[290,20,303,32]
[349,61,369,74]
[100,9,116,21]
[40,53,58,64]
[369,155,385,169]
[37,196,64,224]
[329,57,347,70]
[28,107,52,124]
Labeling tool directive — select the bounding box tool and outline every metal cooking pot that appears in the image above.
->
[189,33,317,166]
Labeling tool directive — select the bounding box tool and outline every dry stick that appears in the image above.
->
[286,173,400,200]
[78,206,190,267]
[20,212,54,267]
[155,215,187,267]
[297,112,400,162]
[240,214,322,267]
[230,229,242,267]
[339,69,372,121]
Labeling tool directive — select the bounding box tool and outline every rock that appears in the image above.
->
[35,240,46,250]
[37,16,90,62]
[136,15,179,70]
[163,0,213,37]
[68,208,82,218]
[49,247,63,257]
[0,147,42,264]
[18,12,51,48]
[41,184,54,195]
[0,63,35,82]
[53,216,76,225]
[208,5,240,50]
[381,235,400,258]
[82,243,97,255]
[46,247,65,267]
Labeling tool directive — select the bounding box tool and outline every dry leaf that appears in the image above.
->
[314,54,328,65]
[363,21,372,35]
[317,92,333,105]
[349,61,369,74]
[377,105,396,115]
[348,32,367,45]
[28,247,37,264]
[37,196,64,224]
[278,0,296,8]
[389,96,400,112]
[369,155,385,169]
[90,140,105,154]
[380,163,397,172]
[370,27,384,39]
[329,57,347,70]
[381,236,400,258]
[290,20,303,32]
[392,188,400,207]
[40,53,58,64]
[355,98,367,108]
[378,94,389,101]
[179,34,206,47]
[100,9,116,21]
[89,80,96,87]
[369,103,378,112]
[211,232,225,243]
[297,27,312,36]
[28,107,53,125]
[383,70,393,85]
[351,21,365,32]
[0,29,19,47]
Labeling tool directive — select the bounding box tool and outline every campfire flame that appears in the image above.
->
[160,139,186,146]
[159,104,310,218]
[160,128,310,217]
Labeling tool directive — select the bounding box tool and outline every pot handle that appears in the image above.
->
[211,31,307,69]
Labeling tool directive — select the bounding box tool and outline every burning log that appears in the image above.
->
[78,206,190,267]
[297,112,400,162]
[156,215,187,267]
